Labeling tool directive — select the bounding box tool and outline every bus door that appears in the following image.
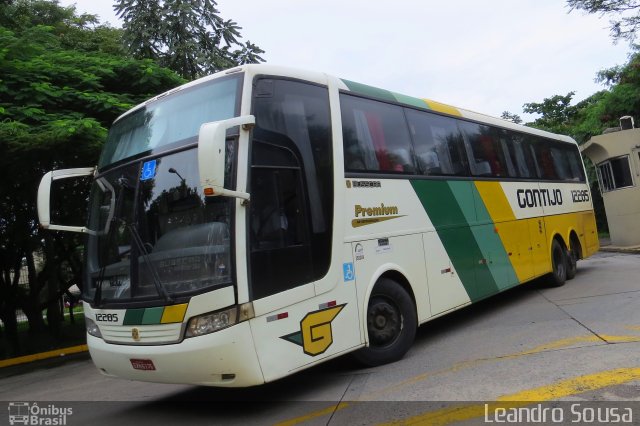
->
[246,77,360,383]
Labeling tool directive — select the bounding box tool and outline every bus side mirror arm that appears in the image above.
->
[198,115,255,202]
[37,167,97,234]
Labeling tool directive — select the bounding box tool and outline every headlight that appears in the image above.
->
[185,303,254,338]
[85,317,102,338]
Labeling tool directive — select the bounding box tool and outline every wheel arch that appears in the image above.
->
[568,229,583,260]
[360,265,418,345]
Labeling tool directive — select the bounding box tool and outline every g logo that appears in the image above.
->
[131,328,140,342]
[281,304,345,356]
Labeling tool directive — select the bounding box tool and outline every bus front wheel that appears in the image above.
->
[549,239,568,287]
[354,278,417,367]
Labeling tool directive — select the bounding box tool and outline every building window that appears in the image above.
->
[597,155,634,192]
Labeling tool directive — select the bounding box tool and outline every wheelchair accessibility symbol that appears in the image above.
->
[343,262,355,282]
[140,159,157,181]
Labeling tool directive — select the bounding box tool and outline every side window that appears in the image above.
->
[404,109,469,176]
[341,95,416,173]
[459,122,509,177]
[597,156,634,192]
[532,137,559,180]
[250,79,333,300]
[549,143,574,180]
[505,134,538,179]
[566,145,586,182]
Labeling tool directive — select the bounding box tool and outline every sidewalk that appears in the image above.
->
[0,346,90,379]
[599,236,640,254]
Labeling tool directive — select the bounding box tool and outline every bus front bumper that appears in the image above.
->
[87,321,264,387]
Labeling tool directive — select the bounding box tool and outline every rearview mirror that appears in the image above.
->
[198,115,255,200]
[37,167,96,234]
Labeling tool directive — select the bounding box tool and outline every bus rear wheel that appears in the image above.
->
[549,239,568,287]
[566,248,577,280]
[354,278,417,367]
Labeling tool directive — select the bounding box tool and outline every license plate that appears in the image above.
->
[130,359,156,371]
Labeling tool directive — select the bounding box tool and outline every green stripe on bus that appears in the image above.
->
[469,184,520,290]
[142,307,164,325]
[341,79,397,102]
[123,308,145,325]
[410,180,501,301]
[392,92,430,110]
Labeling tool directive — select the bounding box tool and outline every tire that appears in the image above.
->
[565,247,577,280]
[549,239,568,287]
[353,278,417,367]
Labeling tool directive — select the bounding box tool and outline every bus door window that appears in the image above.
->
[249,79,333,300]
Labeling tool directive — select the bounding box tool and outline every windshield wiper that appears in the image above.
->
[128,224,173,304]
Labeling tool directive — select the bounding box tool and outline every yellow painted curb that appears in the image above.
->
[0,344,88,368]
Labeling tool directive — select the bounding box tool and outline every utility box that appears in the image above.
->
[581,120,640,247]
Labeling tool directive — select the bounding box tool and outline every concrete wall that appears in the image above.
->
[582,129,640,247]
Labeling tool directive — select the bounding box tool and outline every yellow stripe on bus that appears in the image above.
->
[423,99,462,117]
[474,181,515,222]
[161,303,188,324]
[474,181,534,282]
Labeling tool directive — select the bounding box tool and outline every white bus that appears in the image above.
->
[38,65,599,387]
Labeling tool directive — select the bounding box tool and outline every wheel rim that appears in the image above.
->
[367,297,402,347]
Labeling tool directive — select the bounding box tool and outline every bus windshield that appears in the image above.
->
[83,148,234,305]
[82,74,242,306]
[99,75,241,168]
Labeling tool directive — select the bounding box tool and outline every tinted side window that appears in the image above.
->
[565,145,586,182]
[531,137,559,180]
[250,79,333,299]
[404,109,469,176]
[341,95,416,173]
[502,134,538,179]
[459,122,509,177]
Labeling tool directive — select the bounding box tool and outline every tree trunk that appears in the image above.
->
[23,250,47,334]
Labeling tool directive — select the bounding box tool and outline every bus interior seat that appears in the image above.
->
[474,161,492,176]
[389,148,415,172]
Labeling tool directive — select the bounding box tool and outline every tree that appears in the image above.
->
[500,111,523,124]
[115,0,265,79]
[523,92,578,135]
[0,0,184,354]
[567,0,640,42]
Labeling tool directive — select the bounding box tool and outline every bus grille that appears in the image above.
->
[99,323,184,345]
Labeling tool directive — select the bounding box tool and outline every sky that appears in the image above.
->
[59,0,632,122]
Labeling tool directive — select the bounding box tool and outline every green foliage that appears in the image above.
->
[0,0,184,342]
[521,47,640,236]
[500,111,523,124]
[523,50,640,143]
[567,0,640,42]
[115,0,265,79]
[523,92,578,135]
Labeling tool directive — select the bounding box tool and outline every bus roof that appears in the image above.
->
[115,64,577,146]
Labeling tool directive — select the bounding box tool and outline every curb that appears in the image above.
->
[0,344,88,369]
[599,247,640,254]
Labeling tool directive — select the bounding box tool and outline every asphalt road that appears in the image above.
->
[1,251,639,425]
